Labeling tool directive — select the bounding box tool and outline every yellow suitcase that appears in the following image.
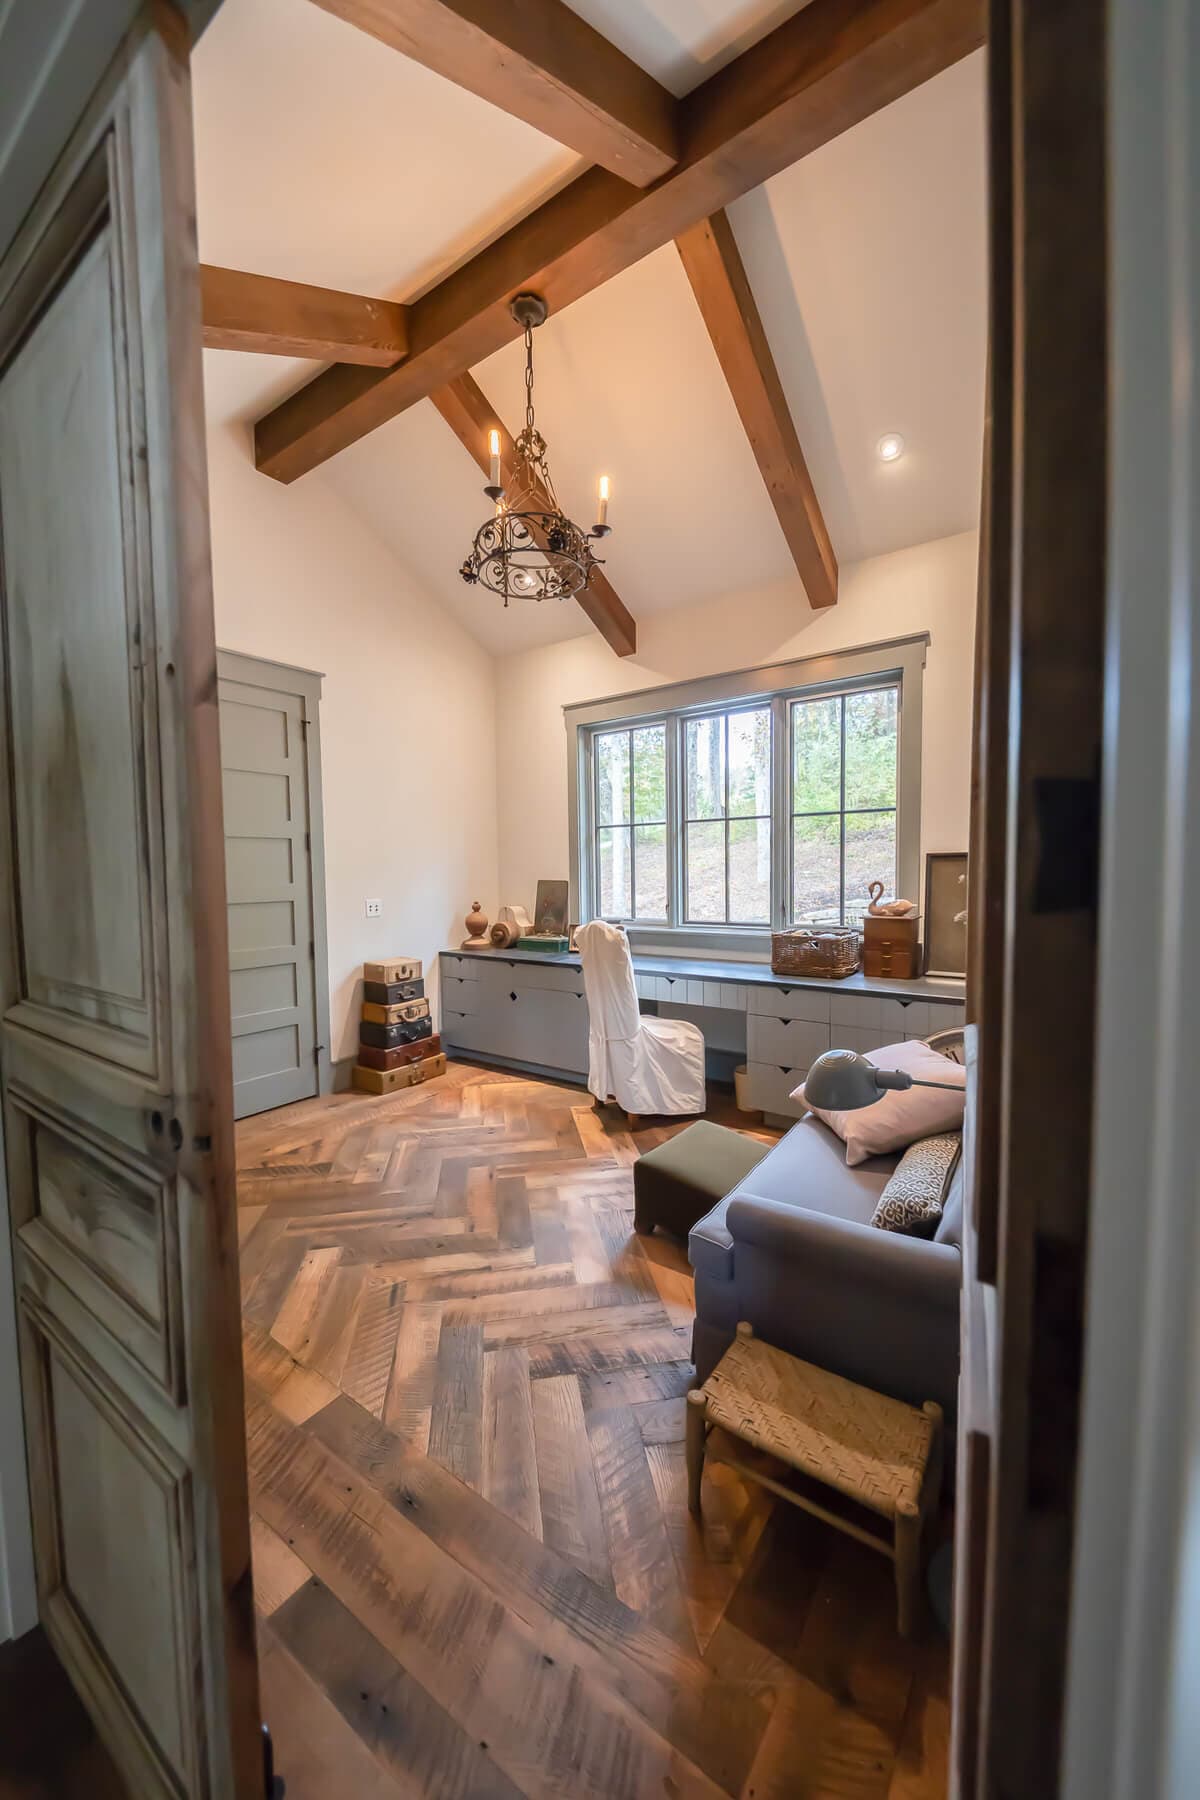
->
[352,1052,447,1095]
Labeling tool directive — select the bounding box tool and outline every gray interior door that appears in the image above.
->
[219,669,321,1117]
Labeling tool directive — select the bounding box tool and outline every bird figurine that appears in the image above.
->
[867,880,917,918]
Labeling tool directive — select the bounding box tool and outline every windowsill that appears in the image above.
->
[622,924,772,961]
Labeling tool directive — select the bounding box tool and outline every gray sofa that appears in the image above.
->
[688,1112,963,1427]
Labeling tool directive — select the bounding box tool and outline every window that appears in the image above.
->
[791,687,898,924]
[594,723,667,920]
[570,640,923,946]
[683,707,772,923]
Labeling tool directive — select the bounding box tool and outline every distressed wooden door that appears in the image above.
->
[0,8,261,1797]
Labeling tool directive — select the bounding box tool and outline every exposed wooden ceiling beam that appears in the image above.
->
[257,0,984,484]
[432,374,638,658]
[308,0,679,186]
[201,265,410,366]
[676,210,837,609]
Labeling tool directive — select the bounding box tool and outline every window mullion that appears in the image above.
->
[838,695,847,926]
[772,695,789,927]
[667,714,682,927]
[722,712,730,925]
[626,727,635,922]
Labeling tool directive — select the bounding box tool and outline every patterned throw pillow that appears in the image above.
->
[871,1132,963,1236]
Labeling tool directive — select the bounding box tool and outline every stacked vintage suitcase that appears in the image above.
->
[351,957,447,1094]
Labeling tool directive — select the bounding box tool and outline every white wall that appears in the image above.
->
[493,530,978,912]
[206,419,499,1062]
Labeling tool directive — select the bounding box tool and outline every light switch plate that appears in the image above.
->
[365,898,382,918]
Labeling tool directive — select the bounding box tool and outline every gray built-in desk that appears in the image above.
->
[439,948,966,1122]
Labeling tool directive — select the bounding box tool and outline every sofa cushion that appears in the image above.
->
[796,1039,967,1166]
[688,1113,899,1284]
[871,1132,962,1236]
[935,1156,966,1248]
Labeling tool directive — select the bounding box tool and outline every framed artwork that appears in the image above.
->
[923,853,968,978]
[534,879,569,937]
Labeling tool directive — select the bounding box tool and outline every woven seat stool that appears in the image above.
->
[687,1322,943,1636]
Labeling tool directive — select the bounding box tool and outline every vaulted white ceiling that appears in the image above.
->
[195,0,986,656]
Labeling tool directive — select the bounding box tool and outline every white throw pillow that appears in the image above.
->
[791,1039,967,1167]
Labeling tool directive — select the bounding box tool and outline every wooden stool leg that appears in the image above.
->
[922,1400,945,1503]
[686,1388,707,1515]
[894,1498,922,1638]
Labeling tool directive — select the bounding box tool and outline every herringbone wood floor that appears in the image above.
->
[238,1059,949,1800]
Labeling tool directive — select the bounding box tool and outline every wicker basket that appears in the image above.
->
[771,925,860,980]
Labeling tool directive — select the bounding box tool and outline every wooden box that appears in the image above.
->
[352,1052,447,1095]
[862,913,920,980]
[362,978,424,1005]
[359,1017,434,1051]
[363,957,422,985]
[356,1035,442,1072]
[360,997,431,1027]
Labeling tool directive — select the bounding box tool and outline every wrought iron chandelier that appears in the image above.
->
[459,293,611,606]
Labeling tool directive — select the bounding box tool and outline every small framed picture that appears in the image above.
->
[534,879,569,937]
[923,853,968,978]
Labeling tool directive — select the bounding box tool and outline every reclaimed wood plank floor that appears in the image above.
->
[238,1059,949,1800]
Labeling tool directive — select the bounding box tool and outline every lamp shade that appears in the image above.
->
[803,1048,914,1112]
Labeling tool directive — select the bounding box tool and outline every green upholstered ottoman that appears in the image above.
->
[633,1121,772,1239]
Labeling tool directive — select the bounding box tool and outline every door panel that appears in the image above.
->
[1,222,162,1070]
[0,11,260,1797]
[219,676,318,1118]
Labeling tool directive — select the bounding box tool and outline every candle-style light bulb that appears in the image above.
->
[488,429,502,490]
[596,474,610,531]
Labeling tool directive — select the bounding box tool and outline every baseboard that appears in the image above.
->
[443,1048,590,1089]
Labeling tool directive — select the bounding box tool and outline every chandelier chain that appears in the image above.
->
[524,323,535,437]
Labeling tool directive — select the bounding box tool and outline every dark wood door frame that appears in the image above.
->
[956,1,1107,1793]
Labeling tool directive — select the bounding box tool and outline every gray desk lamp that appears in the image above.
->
[804,1046,962,1110]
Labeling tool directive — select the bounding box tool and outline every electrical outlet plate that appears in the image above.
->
[365,898,382,918]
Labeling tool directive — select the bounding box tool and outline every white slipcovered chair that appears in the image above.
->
[575,920,706,1121]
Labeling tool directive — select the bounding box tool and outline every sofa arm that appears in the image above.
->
[726,1196,961,1310]
[721,1195,961,1419]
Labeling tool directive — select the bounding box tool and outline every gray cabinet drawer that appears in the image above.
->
[440,953,482,982]
[441,974,478,1016]
[511,960,585,995]
[511,987,589,1073]
[742,1060,807,1120]
[442,986,588,1075]
[747,983,832,1024]
[441,1008,489,1051]
[747,1014,830,1069]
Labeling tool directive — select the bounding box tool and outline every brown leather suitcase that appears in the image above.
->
[361,997,431,1027]
[362,978,424,1005]
[356,1035,442,1072]
[352,1053,447,1095]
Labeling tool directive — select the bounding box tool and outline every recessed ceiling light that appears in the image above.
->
[877,433,905,463]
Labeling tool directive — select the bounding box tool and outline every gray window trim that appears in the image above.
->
[216,648,333,1097]
[566,635,927,959]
